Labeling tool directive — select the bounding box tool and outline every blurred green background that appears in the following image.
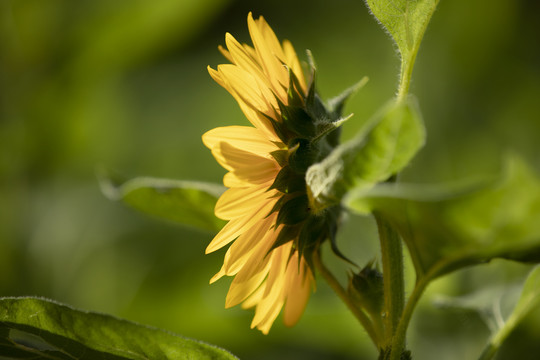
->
[1,0,539,359]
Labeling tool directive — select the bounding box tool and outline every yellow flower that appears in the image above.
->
[203,12,347,334]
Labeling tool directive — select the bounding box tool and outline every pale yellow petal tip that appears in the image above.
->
[207,65,221,80]
[251,319,272,335]
[210,269,225,283]
[247,11,258,32]
[224,32,235,42]
[218,44,233,63]
[205,242,219,254]
[282,306,304,328]
[201,130,215,150]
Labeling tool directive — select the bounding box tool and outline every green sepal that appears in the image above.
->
[288,139,319,174]
[304,52,330,124]
[287,173,307,194]
[378,347,412,360]
[287,67,306,108]
[270,149,289,167]
[327,77,369,118]
[297,215,326,269]
[348,262,385,327]
[261,111,290,143]
[266,194,287,218]
[312,114,353,145]
[325,206,354,265]
[268,224,301,253]
[278,100,316,139]
[306,87,329,124]
[267,167,305,195]
[276,195,310,226]
[269,166,294,193]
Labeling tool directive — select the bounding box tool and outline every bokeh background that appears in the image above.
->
[1,0,540,359]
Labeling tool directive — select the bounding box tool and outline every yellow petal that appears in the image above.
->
[206,219,244,254]
[213,141,274,172]
[202,126,280,156]
[215,184,276,221]
[218,64,273,115]
[225,33,266,84]
[225,33,280,112]
[236,100,280,141]
[223,213,277,275]
[213,141,281,184]
[253,297,284,335]
[224,227,277,307]
[209,265,227,283]
[207,65,226,88]
[218,44,234,63]
[242,42,259,62]
[260,242,290,298]
[223,171,249,188]
[206,198,276,253]
[247,13,288,101]
[282,39,307,93]
[283,255,313,327]
[225,258,271,308]
[251,244,289,325]
[209,68,278,139]
[257,15,286,62]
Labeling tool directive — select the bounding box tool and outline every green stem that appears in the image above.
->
[390,257,454,360]
[397,56,415,102]
[374,212,405,352]
[478,344,498,360]
[478,310,520,360]
[313,248,380,346]
[390,274,431,360]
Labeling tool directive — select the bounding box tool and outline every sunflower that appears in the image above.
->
[202,12,343,334]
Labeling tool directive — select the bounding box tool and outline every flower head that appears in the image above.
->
[203,13,343,333]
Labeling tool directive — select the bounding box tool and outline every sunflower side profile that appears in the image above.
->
[202,12,348,334]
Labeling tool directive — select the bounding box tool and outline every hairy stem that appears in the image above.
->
[397,56,415,102]
[390,274,430,360]
[375,212,405,355]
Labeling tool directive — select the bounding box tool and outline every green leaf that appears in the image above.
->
[364,0,440,99]
[365,0,439,56]
[0,297,237,360]
[345,155,540,280]
[481,265,540,357]
[434,266,540,360]
[508,266,540,332]
[99,171,226,232]
[306,97,425,211]
[434,282,520,334]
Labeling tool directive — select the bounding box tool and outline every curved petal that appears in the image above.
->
[215,184,272,220]
[283,255,313,327]
[282,39,307,93]
[247,13,288,102]
[206,197,276,253]
[202,126,280,156]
